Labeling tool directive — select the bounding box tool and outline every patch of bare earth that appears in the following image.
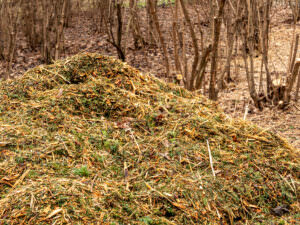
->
[219,20,300,150]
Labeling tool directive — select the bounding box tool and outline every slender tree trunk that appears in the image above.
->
[55,0,67,60]
[179,0,199,89]
[171,0,182,74]
[209,0,226,100]
[242,0,262,110]
[148,0,170,77]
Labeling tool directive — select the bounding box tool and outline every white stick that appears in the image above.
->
[243,103,249,120]
[125,128,142,160]
[206,140,216,179]
[129,129,141,154]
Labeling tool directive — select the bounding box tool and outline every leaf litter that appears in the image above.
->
[0,53,299,224]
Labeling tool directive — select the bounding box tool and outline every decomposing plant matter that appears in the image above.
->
[0,53,298,224]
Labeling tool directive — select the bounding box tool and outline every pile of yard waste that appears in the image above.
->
[0,53,298,224]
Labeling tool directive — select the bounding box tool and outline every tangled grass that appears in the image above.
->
[0,53,298,224]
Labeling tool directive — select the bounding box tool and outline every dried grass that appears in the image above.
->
[0,53,299,224]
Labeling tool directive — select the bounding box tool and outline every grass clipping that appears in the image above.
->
[0,53,299,224]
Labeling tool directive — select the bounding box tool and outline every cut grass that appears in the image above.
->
[0,53,299,224]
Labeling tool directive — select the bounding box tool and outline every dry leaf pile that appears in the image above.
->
[0,53,299,224]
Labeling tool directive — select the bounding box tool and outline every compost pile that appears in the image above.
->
[0,53,298,224]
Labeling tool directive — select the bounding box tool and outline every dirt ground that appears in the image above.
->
[1,4,299,149]
[219,22,300,149]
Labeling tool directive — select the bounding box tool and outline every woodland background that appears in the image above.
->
[0,0,299,147]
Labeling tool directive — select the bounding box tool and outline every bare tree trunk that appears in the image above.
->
[289,0,300,22]
[178,0,212,91]
[282,35,300,106]
[289,34,299,74]
[218,10,235,90]
[195,45,212,89]
[179,0,199,89]
[181,25,188,87]
[146,0,156,45]
[242,0,262,110]
[261,0,272,95]
[55,0,67,60]
[64,0,72,27]
[148,0,170,77]
[283,59,300,105]
[91,0,110,33]
[41,0,51,64]
[0,0,23,79]
[171,0,182,75]
[295,67,300,102]
[209,0,226,100]
[277,34,299,108]
[39,0,68,63]
[105,0,126,62]
[129,0,146,49]
[115,2,125,61]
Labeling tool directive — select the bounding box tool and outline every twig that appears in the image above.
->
[206,140,216,179]
[40,66,70,84]
[126,128,142,161]
[12,169,30,189]
[278,174,296,195]
[243,103,249,120]
[228,0,237,16]
[90,174,98,192]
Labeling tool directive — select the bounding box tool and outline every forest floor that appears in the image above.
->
[219,21,300,149]
[0,4,299,149]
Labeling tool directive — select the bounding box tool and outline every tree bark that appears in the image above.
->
[209,0,226,100]
[148,0,170,77]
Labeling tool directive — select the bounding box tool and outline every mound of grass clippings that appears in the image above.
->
[0,53,299,224]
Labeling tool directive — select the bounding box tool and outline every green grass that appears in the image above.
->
[73,166,91,177]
